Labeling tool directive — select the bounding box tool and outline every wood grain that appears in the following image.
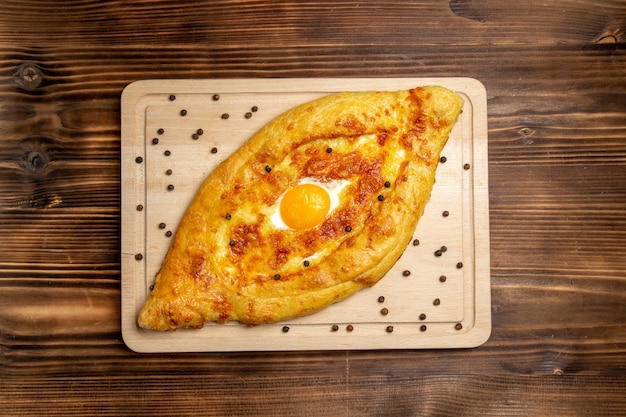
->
[2,375,626,416]
[0,0,625,415]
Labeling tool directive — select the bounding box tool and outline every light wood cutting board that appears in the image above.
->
[121,78,490,353]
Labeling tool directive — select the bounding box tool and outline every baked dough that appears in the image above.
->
[138,86,464,330]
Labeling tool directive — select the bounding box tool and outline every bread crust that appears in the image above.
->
[138,86,464,330]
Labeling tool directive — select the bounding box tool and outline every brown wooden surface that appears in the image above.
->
[1,0,625,416]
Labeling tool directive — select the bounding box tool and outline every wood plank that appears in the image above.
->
[2,374,626,416]
[0,0,623,46]
[0,212,120,271]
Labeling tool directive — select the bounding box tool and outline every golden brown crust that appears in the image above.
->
[138,86,464,330]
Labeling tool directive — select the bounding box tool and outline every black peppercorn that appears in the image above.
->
[419,313,426,320]
[282,326,289,333]
[455,323,463,330]
[169,94,176,101]
[326,147,332,153]
[165,231,172,237]
[412,239,420,246]
[402,270,411,277]
[274,274,281,280]
[152,138,159,145]
[136,204,144,211]
[457,262,464,269]
[225,213,232,220]
[192,133,199,140]
[346,325,354,332]
[212,94,220,101]
[440,156,447,163]
[251,106,258,112]
[378,296,385,303]
[331,324,339,332]
[439,275,447,283]
[380,308,389,316]
[464,163,471,170]
[157,128,165,135]
[345,226,352,232]
[303,260,310,267]
[180,109,187,116]
[245,112,252,119]
[377,195,385,201]
[386,326,394,333]
[384,181,391,188]
[166,169,173,175]
[167,184,174,191]
[433,298,441,306]
[420,325,427,332]
[135,253,143,261]
[434,249,442,257]
[158,222,166,229]
[229,240,236,246]
[221,113,229,119]
[135,156,143,163]
[211,147,218,154]
[197,128,204,135]
[442,210,449,217]
[265,165,272,173]
[164,150,171,156]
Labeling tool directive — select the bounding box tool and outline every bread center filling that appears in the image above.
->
[279,183,331,230]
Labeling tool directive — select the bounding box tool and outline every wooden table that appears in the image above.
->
[1,1,625,415]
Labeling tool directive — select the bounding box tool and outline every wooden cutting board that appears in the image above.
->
[120,78,490,353]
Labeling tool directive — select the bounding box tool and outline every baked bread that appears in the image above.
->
[138,86,464,330]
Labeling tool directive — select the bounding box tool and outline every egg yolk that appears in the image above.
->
[279,183,331,230]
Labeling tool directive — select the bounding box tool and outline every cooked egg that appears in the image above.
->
[270,178,350,230]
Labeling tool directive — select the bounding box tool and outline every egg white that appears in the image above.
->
[269,178,351,230]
